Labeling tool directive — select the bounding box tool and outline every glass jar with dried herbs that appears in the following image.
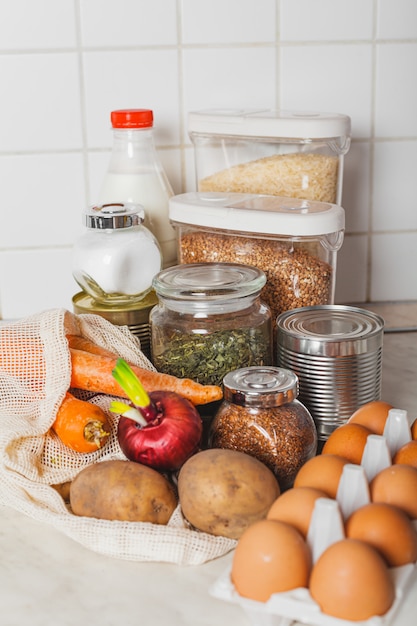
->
[150,263,272,387]
[209,366,317,490]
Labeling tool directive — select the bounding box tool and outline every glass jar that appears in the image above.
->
[72,202,162,305]
[209,366,318,490]
[150,263,272,387]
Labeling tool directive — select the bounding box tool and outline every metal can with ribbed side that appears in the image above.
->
[72,289,158,361]
[275,305,384,444]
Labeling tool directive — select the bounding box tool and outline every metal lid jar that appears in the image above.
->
[72,202,162,304]
[150,263,272,386]
[209,366,318,490]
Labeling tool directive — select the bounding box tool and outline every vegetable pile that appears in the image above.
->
[46,333,281,535]
[50,333,222,456]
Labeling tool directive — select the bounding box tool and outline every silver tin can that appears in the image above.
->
[275,305,384,442]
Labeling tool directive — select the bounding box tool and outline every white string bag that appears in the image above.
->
[0,308,236,565]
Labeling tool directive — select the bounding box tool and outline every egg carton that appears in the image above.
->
[210,408,417,626]
[210,562,416,626]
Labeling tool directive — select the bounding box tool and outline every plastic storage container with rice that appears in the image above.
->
[188,108,351,205]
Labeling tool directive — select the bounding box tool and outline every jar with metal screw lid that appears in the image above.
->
[209,366,318,490]
[150,263,272,387]
[72,202,162,304]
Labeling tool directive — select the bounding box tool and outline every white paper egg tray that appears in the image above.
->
[210,408,417,626]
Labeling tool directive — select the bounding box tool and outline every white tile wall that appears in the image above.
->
[181,0,277,44]
[280,0,374,41]
[80,0,178,47]
[280,44,374,138]
[0,0,77,49]
[83,49,181,146]
[0,0,416,319]
[375,43,417,137]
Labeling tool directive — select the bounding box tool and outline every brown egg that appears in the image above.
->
[348,400,394,435]
[370,464,417,519]
[309,538,395,621]
[346,502,417,567]
[267,486,328,538]
[231,519,311,602]
[293,454,350,499]
[322,423,372,464]
[393,440,417,468]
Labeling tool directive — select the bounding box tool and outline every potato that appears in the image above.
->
[51,481,72,502]
[70,459,177,524]
[178,448,280,539]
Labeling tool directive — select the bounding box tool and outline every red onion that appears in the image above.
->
[110,359,203,472]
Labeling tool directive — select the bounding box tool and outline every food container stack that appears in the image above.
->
[177,108,351,327]
[177,107,352,418]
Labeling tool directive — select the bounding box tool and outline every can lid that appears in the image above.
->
[72,289,158,319]
[84,203,145,229]
[223,366,299,407]
[188,109,351,141]
[169,192,345,236]
[276,305,385,357]
[111,109,153,128]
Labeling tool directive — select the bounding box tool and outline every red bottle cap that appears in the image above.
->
[110,109,153,128]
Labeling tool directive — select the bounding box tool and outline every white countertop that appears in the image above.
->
[1,325,416,626]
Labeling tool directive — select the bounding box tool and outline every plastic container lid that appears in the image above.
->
[169,192,345,236]
[110,109,153,128]
[188,108,351,141]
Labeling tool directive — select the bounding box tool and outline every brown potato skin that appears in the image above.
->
[70,460,177,524]
[178,448,280,539]
[51,481,72,502]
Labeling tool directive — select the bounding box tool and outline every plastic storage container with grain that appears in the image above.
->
[169,192,345,323]
[188,109,351,205]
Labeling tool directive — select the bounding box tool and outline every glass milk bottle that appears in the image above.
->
[98,109,177,268]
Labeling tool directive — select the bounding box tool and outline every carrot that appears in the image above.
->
[66,334,118,359]
[69,348,223,406]
[51,391,111,453]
